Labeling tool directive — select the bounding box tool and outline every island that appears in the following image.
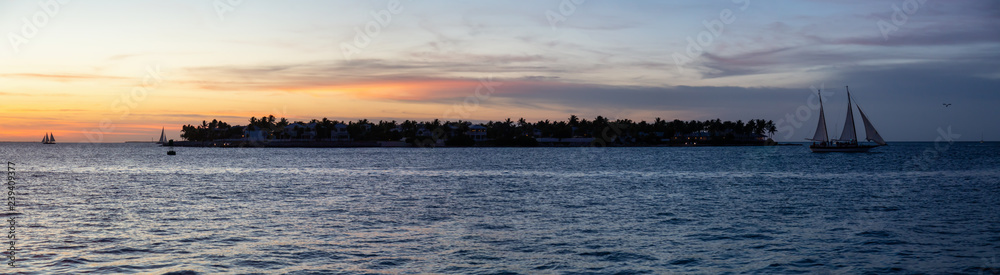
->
[171,115,780,148]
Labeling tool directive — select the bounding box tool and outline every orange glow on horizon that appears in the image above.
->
[2,72,672,142]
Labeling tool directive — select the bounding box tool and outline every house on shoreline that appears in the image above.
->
[468,125,488,142]
[332,123,350,141]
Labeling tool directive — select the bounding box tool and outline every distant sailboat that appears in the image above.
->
[42,132,56,144]
[807,86,886,153]
[157,128,168,144]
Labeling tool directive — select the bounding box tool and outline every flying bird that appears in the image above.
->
[943,104,952,107]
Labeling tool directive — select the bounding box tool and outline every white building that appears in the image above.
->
[468,125,488,141]
[416,127,432,137]
[331,123,351,141]
[244,126,266,141]
[284,123,316,140]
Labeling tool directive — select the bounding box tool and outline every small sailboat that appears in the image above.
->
[807,86,886,152]
[157,128,168,144]
[42,132,56,144]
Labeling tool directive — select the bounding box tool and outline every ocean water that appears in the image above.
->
[1,142,999,274]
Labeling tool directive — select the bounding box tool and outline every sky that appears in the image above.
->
[1,0,998,142]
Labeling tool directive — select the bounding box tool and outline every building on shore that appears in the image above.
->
[331,123,350,141]
[469,125,488,141]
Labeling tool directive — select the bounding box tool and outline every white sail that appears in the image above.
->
[838,91,857,142]
[158,128,167,144]
[858,106,886,145]
[808,91,829,142]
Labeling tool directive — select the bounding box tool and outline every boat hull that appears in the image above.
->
[809,144,878,153]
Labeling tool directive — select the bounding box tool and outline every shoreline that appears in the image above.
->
[166,140,799,148]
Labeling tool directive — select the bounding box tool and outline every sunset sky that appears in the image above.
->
[1,0,998,142]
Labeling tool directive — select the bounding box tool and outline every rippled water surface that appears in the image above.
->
[2,142,999,274]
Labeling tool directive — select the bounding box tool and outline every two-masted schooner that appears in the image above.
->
[42,132,55,144]
[807,86,886,152]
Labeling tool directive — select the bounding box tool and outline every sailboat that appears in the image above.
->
[807,86,886,153]
[42,132,56,144]
[157,128,168,144]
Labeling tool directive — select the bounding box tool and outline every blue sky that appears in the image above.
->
[0,0,998,142]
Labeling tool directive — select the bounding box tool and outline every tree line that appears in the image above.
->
[180,114,777,145]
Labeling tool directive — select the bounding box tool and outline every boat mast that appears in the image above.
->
[839,86,858,142]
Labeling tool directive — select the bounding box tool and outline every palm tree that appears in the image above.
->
[766,120,777,138]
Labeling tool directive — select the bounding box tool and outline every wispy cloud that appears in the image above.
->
[1,73,129,82]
